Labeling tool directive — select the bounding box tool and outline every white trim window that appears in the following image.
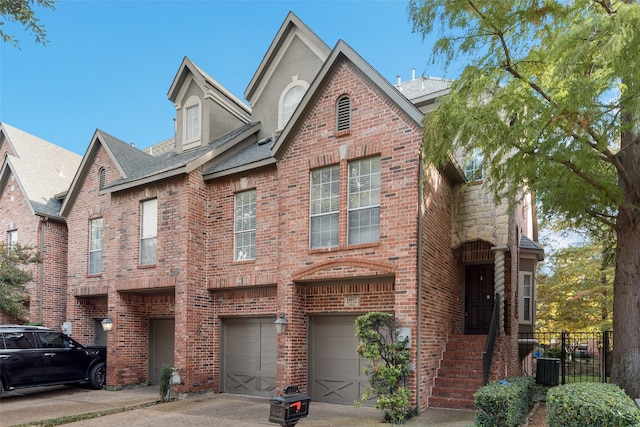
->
[183,95,201,145]
[7,229,17,252]
[88,218,103,275]
[279,77,309,129]
[519,271,534,324]
[140,199,157,266]
[348,156,381,245]
[310,165,339,249]
[463,148,484,181]
[234,190,256,261]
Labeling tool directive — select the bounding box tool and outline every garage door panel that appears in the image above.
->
[222,318,276,397]
[309,316,371,405]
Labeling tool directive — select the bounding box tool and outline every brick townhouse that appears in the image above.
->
[0,123,81,328]
[5,12,544,411]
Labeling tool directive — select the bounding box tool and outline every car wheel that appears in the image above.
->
[89,362,106,389]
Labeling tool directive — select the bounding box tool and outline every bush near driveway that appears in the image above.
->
[546,383,640,427]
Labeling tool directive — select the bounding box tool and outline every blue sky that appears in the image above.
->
[0,0,463,155]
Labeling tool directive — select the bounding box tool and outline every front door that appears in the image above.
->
[149,318,175,385]
[464,264,495,334]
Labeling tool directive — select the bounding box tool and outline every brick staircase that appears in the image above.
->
[429,334,487,410]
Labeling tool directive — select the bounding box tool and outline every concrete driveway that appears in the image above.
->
[0,385,475,427]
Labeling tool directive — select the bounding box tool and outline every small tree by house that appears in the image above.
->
[355,312,412,424]
[0,242,41,321]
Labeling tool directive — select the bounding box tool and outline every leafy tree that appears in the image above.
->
[0,242,41,320]
[355,312,412,424]
[408,0,640,397]
[536,243,614,332]
[0,0,56,47]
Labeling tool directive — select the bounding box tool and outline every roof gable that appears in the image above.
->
[271,40,424,159]
[167,56,251,119]
[244,11,330,105]
[0,123,81,219]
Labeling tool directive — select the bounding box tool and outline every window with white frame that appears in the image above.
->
[234,190,256,261]
[520,271,534,324]
[183,96,201,145]
[463,148,484,181]
[7,229,17,252]
[88,218,103,275]
[282,85,305,127]
[140,199,157,266]
[348,156,381,245]
[310,165,340,249]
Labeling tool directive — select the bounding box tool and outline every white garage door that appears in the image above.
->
[221,317,276,397]
[309,315,371,405]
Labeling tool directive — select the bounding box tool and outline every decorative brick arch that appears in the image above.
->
[292,258,396,282]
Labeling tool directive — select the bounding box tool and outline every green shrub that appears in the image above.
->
[474,376,535,427]
[159,365,173,401]
[546,383,640,427]
[355,312,412,424]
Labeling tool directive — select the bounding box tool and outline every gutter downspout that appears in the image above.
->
[416,151,424,410]
[38,216,46,324]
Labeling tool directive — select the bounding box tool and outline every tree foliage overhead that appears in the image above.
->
[408,0,640,397]
[537,242,614,332]
[0,242,41,320]
[0,0,56,47]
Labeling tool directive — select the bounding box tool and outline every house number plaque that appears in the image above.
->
[344,295,361,307]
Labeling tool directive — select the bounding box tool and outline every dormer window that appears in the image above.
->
[279,77,309,129]
[183,95,202,146]
[336,95,351,132]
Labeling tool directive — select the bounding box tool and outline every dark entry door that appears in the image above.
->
[465,265,495,334]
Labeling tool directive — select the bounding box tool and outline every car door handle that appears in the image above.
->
[0,354,10,359]
[44,353,56,357]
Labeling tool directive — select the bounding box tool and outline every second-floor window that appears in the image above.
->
[463,148,484,181]
[310,165,340,249]
[348,157,381,245]
[234,190,256,261]
[89,218,103,275]
[520,271,534,324]
[140,199,157,266]
[7,229,17,252]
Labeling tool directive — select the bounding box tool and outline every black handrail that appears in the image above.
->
[482,293,500,385]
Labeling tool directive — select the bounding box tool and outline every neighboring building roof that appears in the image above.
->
[520,234,545,261]
[61,123,261,216]
[0,123,81,220]
[144,137,176,157]
[394,73,452,104]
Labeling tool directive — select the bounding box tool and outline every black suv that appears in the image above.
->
[0,325,106,396]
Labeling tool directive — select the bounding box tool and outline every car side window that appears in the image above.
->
[2,332,37,349]
[37,332,73,348]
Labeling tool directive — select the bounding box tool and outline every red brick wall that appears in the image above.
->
[418,165,462,410]
[0,170,67,327]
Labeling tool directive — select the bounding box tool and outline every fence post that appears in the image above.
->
[602,331,610,383]
[561,331,567,385]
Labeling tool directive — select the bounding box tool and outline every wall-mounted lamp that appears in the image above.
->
[101,317,113,332]
[274,314,288,335]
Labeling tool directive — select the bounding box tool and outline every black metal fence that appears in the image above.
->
[518,331,612,386]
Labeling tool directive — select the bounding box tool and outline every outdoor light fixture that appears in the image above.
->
[274,313,288,335]
[101,317,113,332]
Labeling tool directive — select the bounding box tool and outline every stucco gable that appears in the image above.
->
[244,11,330,106]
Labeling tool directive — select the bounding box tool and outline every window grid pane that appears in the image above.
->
[234,190,256,261]
[348,157,381,245]
[89,218,103,274]
[140,199,157,265]
[185,105,200,141]
[310,166,339,249]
